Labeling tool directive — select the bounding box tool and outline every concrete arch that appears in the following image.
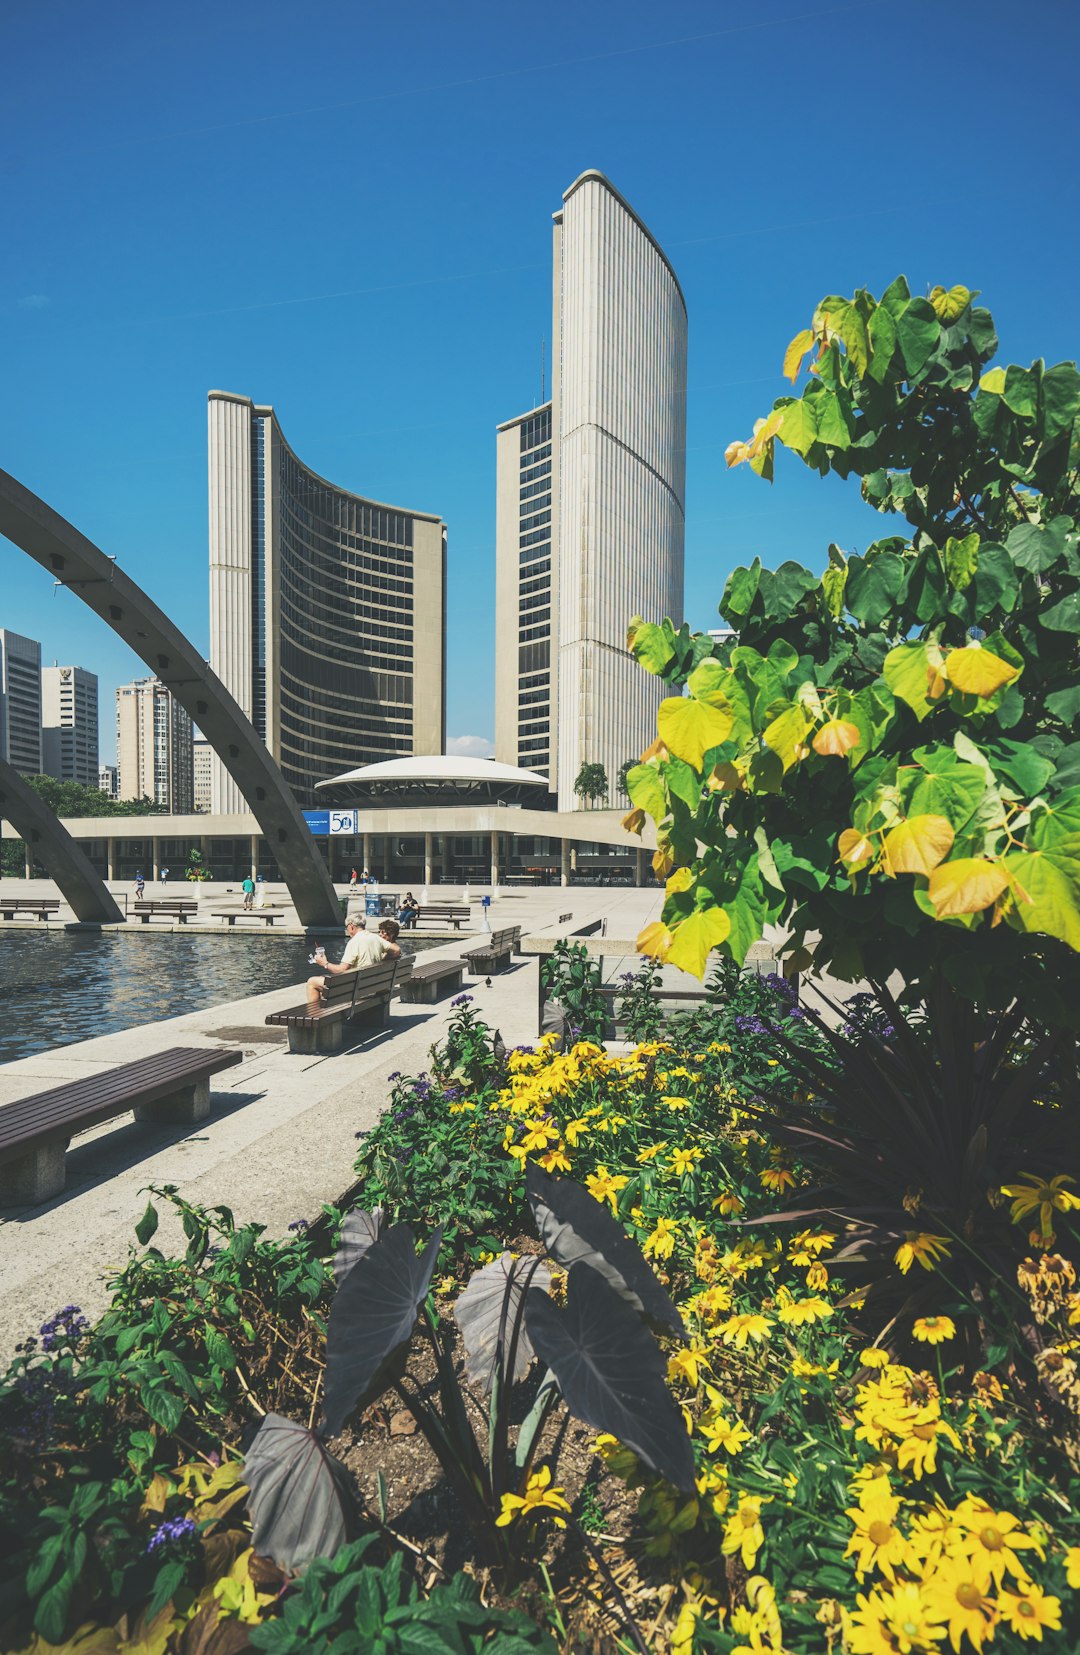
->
[0,469,339,929]
[0,759,125,924]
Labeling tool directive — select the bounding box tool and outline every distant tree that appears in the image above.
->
[617,759,635,800]
[573,762,609,809]
[22,775,165,818]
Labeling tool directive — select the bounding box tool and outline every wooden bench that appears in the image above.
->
[408,905,472,930]
[133,899,199,924]
[400,958,467,1004]
[265,957,403,1055]
[0,898,61,921]
[0,1046,244,1205]
[212,909,285,927]
[461,925,522,976]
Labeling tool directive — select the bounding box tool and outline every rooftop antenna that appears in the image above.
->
[541,336,546,405]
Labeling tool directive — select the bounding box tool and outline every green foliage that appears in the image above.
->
[617,758,635,800]
[249,1536,556,1653]
[540,941,609,1041]
[628,282,1080,1020]
[573,761,609,808]
[615,958,665,1044]
[186,846,211,882]
[21,774,166,817]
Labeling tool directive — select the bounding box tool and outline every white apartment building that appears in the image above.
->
[42,664,99,787]
[98,763,119,800]
[495,171,687,810]
[193,736,213,813]
[0,628,42,775]
[116,677,194,813]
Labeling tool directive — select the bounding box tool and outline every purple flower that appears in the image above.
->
[146,1516,198,1554]
[450,994,473,1008]
[39,1306,89,1352]
[288,1219,309,1232]
[387,1071,402,1082]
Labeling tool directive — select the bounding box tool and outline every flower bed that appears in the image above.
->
[1,973,1077,1653]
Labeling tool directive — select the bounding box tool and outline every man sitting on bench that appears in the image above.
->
[308,916,401,1006]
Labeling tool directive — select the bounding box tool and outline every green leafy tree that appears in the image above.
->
[186,846,211,883]
[573,762,609,810]
[616,759,635,801]
[22,775,165,818]
[624,278,1080,1014]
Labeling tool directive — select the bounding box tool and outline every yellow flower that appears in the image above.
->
[777,1296,833,1327]
[693,1283,734,1318]
[844,1496,910,1582]
[912,1315,956,1345]
[519,1117,560,1153]
[712,1189,745,1215]
[671,1146,704,1177]
[895,1402,962,1480]
[585,1164,629,1212]
[950,1498,1042,1588]
[788,1228,837,1264]
[495,1464,571,1528]
[537,1142,571,1173]
[894,1232,952,1274]
[636,1141,669,1164]
[642,1217,679,1259]
[1067,1546,1080,1588]
[699,1389,752,1456]
[806,1260,830,1291]
[922,1558,998,1653]
[563,1116,591,1145]
[849,1582,945,1655]
[447,1100,477,1113]
[1001,1174,1080,1249]
[859,1348,891,1369]
[721,1496,767,1570]
[759,1164,797,1194]
[717,1312,773,1350]
[791,1354,839,1383]
[997,1583,1062,1642]
[668,1341,711,1389]
[436,1275,456,1294]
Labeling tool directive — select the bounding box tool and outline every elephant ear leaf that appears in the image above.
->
[243,1413,357,1571]
[454,1252,552,1391]
[322,1223,443,1437]
[525,1263,696,1493]
[525,1163,685,1340]
[333,1206,386,1286]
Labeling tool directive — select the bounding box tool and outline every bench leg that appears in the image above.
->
[0,1139,68,1204]
[135,1076,211,1125]
[287,1023,343,1056]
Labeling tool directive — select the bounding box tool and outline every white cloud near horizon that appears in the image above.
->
[447,734,494,759]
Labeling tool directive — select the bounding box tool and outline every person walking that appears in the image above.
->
[160,867,170,887]
[349,867,358,893]
[134,870,145,900]
[242,874,256,911]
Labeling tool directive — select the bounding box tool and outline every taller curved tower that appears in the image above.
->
[494,172,686,809]
[208,393,446,810]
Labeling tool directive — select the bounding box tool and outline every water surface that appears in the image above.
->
[0,931,434,1065]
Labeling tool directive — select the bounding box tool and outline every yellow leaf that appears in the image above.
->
[140,1472,172,1515]
[622,808,646,837]
[929,284,971,323]
[640,736,669,763]
[707,761,743,793]
[666,867,694,897]
[762,703,813,771]
[812,719,861,757]
[747,409,784,458]
[882,814,955,877]
[637,920,673,960]
[945,643,1019,699]
[725,439,750,468]
[782,327,815,383]
[658,696,734,769]
[837,828,874,871]
[980,366,1006,395]
[652,846,674,878]
[927,858,1009,917]
[664,907,732,979]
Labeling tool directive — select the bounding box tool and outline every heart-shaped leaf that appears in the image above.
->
[333,1207,386,1286]
[525,1263,696,1492]
[945,644,1019,699]
[881,814,955,877]
[657,696,734,769]
[322,1223,443,1437]
[454,1252,551,1391]
[526,1164,685,1339]
[243,1413,356,1571]
[926,858,1009,917]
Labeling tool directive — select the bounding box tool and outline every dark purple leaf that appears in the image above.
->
[322,1223,443,1437]
[526,1164,685,1340]
[333,1207,386,1286]
[525,1262,696,1493]
[454,1252,551,1391]
[243,1413,356,1571]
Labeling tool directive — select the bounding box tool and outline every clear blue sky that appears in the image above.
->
[2,0,1077,763]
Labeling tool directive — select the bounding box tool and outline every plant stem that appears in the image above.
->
[572,1519,650,1655]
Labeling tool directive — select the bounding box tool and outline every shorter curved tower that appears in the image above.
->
[209,394,446,809]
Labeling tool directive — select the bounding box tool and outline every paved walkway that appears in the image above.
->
[0,886,664,1359]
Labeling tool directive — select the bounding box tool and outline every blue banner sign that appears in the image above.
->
[303,810,330,836]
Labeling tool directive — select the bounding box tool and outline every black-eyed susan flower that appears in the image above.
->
[912,1315,956,1345]
[495,1464,572,1529]
[997,1582,1062,1642]
[894,1232,953,1274]
[716,1312,773,1350]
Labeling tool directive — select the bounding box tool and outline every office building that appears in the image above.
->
[116,677,194,812]
[193,736,213,813]
[208,392,446,811]
[42,664,99,787]
[0,629,42,775]
[495,171,687,809]
[98,763,118,800]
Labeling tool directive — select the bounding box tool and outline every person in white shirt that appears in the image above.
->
[307,917,401,1005]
